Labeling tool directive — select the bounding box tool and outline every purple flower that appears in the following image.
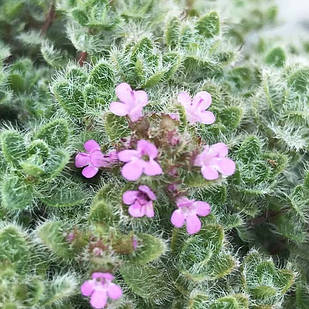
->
[123,185,156,218]
[194,143,236,180]
[118,140,163,181]
[171,197,211,235]
[110,83,148,122]
[81,272,122,309]
[177,91,215,125]
[168,113,180,121]
[75,140,118,178]
[75,140,106,178]
[132,236,138,250]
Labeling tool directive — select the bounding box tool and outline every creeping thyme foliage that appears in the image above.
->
[1,0,309,308]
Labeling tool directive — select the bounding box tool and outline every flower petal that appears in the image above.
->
[186,214,202,235]
[134,90,148,106]
[138,185,156,200]
[177,91,192,106]
[171,209,185,228]
[117,150,140,162]
[199,111,216,124]
[217,158,236,176]
[128,202,144,217]
[90,290,107,309]
[90,150,107,168]
[194,201,211,217]
[82,166,99,178]
[201,165,219,180]
[81,280,95,296]
[145,202,154,217]
[137,140,158,158]
[107,283,122,300]
[192,91,212,110]
[116,83,134,104]
[75,153,90,168]
[84,140,101,153]
[110,101,129,116]
[176,197,193,208]
[122,190,139,205]
[121,160,144,181]
[128,106,143,122]
[144,159,163,176]
[92,272,114,280]
[211,143,229,157]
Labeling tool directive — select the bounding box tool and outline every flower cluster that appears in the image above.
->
[76,83,236,307]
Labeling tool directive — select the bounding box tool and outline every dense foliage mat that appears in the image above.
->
[1,0,309,308]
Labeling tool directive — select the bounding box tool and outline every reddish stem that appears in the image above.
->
[78,51,88,66]
[41,2,56,35]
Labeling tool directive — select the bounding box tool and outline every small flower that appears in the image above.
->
[75,140,106,178]
[118,140,162,181]
[168,113,180,121]
[92,247,103,256]
[194,143,236,180]
[75,140,118,178]
[106,150,118,165]
[123,185,156,218]
[132,236,138,250]
[110,83,148,122]
[81,272,122,309]
[167,130,180,146]
[177,91,215,125]
[171,197,211,235]
[66,232,75,243]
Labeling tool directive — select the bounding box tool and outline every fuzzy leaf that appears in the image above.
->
[196,11,220,38]
[35,119,69,148]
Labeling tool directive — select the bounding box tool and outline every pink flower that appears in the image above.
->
[81,272,122,309]
[194,143,236,180]
[118,140,162,181]
[75,140,118,178]
[110,83,148,122]
[177,91,215,125]
[168,113,180,121]
[167,130,180,146]
[132,236,138,250]
[75,140,106,178]
[123,185,156,218]
[171,197,211,235]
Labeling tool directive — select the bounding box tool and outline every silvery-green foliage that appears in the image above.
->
[0,0,307,308]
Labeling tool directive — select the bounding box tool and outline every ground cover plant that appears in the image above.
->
[1,0,309,308]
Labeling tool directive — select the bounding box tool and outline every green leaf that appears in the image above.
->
[35,119,69,148]
[1,175,33,210]
[178,225,225,281]
[288,68,309,93]
[36,221,74,260]
[40,179,87,207]
[120,264,173,304]
[88,61,115,92]
[196,11,220,38]
[130,233,166,265]
[104,112,130,141]
[72,8,89,26]
[0,130,27,167]
[219,106,243,130]
[265,47,286,67]
[44,149,70,179]
[89,200,114,224]
[52,81,85,118]
[0,224,30,273]
[165,17,180,48]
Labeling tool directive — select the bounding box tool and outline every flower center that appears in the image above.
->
[180,205,196,216]
[142,154,150,161]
